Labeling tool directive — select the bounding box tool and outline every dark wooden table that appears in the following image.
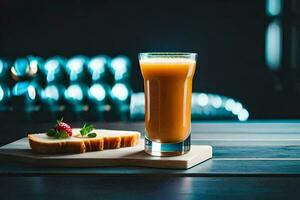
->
[1,121,300,200]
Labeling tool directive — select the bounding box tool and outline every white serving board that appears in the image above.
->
[0,138,212,169]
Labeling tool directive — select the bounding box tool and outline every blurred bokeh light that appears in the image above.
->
[88,56,108,81]
[42,56,65,83]
[0,54,250,122]
[89,83,106,102]
[111,83,130,102]
[66,55,87,81]
[110,56,130,81]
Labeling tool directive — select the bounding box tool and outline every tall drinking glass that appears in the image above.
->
[139,52,197,156]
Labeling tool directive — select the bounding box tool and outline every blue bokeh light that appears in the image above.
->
[0,87,3,101]
[11,58,29,77]
[27,56,41,76]
[197,93,208,107]
[88,56,107,81]
[27,85,36,100]
[89,83,106,101]
[43,57,64,82]
[111,83,129,101]
[11,56,39,78]
[110,56,130,81]
[43,85,60,101]
[225,99,235,111]
[0,84,10,103]
[65,84,83,101]
[0,59,8,77]
[12,81,40,101]
[0,60,3,75]
[210,95,222,109]
[66,56,87,81]
[12,82,29,96]
[44,59,60,72]
[232,102,243,115]
[238,109,249,121]
[266,20,282,71]
[266,0,282,16]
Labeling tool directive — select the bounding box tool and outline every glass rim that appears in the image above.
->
[139,52,197,60]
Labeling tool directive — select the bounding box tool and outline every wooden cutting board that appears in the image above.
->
[0,137,212,169]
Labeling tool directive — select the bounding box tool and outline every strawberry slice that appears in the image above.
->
[54,118,72,136]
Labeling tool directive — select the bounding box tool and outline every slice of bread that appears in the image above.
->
[28,129,141,154]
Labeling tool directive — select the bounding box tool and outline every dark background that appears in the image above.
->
[0,0,300,120]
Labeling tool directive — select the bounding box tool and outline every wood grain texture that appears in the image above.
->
[0,138,212,169]
[1,176,300,200]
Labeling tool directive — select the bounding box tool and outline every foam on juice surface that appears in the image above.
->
[139,57,196,65]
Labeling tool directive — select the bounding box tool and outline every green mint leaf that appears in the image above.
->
[87,133,97,138]
[80,123,94,136]
[56,131,69,139]
[47,129,57,137]
[47,129,69,139]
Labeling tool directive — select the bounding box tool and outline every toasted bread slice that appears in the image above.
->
[28,129,140,154]
[28,133,103,154]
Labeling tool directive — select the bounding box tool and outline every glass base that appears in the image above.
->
[145,135,191,156]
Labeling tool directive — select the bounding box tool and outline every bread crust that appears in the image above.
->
[103,136,121,149]
[28,134,86,154]
[83,138,104,152]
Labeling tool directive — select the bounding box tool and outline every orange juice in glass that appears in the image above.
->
[139,52,197,156]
